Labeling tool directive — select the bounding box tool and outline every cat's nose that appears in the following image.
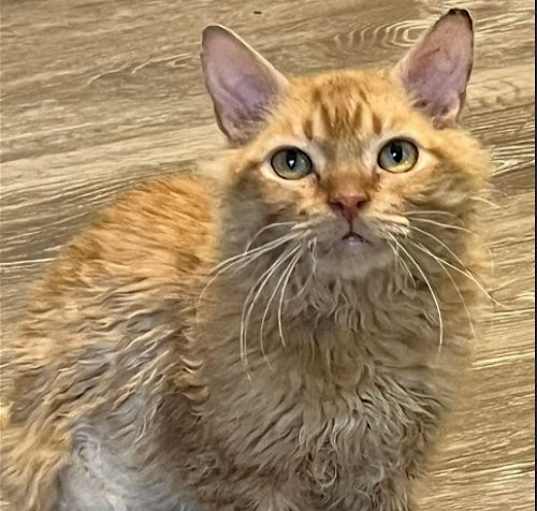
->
[328,193,369,222]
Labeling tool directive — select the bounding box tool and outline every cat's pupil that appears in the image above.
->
[390,143,403,163]
[286,150,297,169]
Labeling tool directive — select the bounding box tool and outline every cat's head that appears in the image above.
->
[200,9,488,283]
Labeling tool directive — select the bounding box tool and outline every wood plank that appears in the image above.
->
[0,0,534,509]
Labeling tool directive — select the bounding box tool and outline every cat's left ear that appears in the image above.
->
[201,25,288,145]
[393,9,474,128]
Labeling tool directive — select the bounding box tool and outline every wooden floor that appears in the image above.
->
[1,0,534,509]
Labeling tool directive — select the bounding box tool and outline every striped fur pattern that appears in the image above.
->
[1,11,490,511]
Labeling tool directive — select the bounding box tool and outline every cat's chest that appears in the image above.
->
[203,321,439,481]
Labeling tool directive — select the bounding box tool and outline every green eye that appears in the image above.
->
[270,147,313,180]
[378,139,419,173]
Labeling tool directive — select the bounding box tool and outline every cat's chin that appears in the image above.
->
[315,236,392,280]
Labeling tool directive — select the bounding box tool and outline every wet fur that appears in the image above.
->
[1,37,489,511]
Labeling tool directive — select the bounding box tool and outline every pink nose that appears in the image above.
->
[328,193,369,222]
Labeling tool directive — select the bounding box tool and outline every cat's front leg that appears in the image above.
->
[253,487,305,511]
[337,478,416,511]
[0,412,69,511]
[199,478,306,511]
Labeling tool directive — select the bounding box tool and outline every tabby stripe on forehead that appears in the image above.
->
[357,88,369,107]
[302,117,313,141]
[371,112,383,136]
[356,89,373,133]
[308,87,331,139]
[352,102,363,131]
[318,101,333,137]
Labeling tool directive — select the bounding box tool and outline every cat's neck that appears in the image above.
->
[195,256,443,384]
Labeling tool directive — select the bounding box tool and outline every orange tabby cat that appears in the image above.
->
[1,9,489,511]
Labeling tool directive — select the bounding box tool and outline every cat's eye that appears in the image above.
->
[378,139,419,173]
[270,147,313,180]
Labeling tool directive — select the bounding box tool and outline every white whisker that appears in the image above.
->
[286,238,318,301]
[374,212,411,227]
[410,240,476,341]
[258,245,305,361]
[406,239,504,308]
[387,233,444,352]
[388,240,416,287]
[244,221,297,252]
[408,224,468,270]
[196,231,302,318]
[214,231,300,273]
[405,209,461,219]
[408,217,475,236]
[240,245,301,371]
[276,249,303,348]
[468,196,500,209]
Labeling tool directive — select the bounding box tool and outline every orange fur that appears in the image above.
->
[1,12,490,511]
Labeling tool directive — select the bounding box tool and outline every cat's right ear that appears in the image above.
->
[392,9,474,128]
[201,25,288,145]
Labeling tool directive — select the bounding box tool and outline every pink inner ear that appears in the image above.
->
[397,10,474,123]
[201,26,287,144]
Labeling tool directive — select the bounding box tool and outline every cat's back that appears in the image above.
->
[2,172,217,417]
[69,173,217,282]
[33,172,217,307]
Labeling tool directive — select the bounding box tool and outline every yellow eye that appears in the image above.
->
[378,139,419,173]
[270,147,313,180]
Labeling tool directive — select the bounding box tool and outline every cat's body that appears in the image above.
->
[1,172,472,511]
[1,10,489,511]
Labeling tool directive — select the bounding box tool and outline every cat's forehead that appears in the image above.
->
[274,70,425,147]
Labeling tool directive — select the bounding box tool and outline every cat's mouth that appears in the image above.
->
[314,223,391,279]
[315,220,379,258]
[341,231,369,245]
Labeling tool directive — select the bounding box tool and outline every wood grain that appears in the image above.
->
[0,0,534,509]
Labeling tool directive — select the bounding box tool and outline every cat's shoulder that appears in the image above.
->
[108,172,219,222]
[94,172,217,239]
[40,173,219,297]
